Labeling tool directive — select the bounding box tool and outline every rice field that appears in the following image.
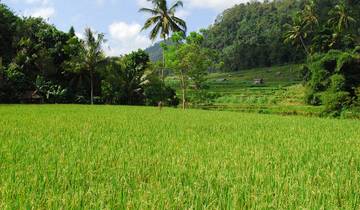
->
[1,105,360,209]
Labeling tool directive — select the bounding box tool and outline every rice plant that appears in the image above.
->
[0,105,359,209]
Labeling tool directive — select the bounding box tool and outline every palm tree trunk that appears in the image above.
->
[162,37,166,82]
[300,35,309,55]
[160,37,166,105]
[90,69,94,105]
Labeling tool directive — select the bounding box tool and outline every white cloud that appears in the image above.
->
[11,0,56,19]
[10,0,50,5]
[106,21,151,56]
[176,9,190,19]
[25,0,49,5]
[137,0,152,8]
[24,7,55,19]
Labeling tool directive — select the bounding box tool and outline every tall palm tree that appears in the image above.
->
[328,1,356,33]
[303,0,319,29]
[139,0,187,82]
[83,28,105,105]
[284,14,310,55]
[327,1,356,49]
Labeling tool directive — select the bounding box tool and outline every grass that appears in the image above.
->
[1,105,360,209]
[168,64,326,116]
[206,64,303,92]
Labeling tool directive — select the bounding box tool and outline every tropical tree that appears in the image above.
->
[284,14,310,55]
[328,1,356,33]
[139,0,187,82]
[303,0,319,29]
[165,32,213,109]
[83,28,106,104]
[65,28,105,104]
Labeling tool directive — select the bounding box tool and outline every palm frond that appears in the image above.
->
[169,0,183,13]
[172,16,187,32]
[138,7,159,15]
[141,16,161,31]
[149,22,162,40]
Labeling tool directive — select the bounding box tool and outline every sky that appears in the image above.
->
[3,0,250,56]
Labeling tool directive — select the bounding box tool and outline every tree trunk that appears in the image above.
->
[162,37,166,83]
[160,37,167,105]
[300,35,309,55]
[182,87,186,110]
[90,69,94,105]
[181,73,186,110]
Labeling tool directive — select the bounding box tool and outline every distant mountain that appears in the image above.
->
[145,42,163,62]
[145,40,174,62]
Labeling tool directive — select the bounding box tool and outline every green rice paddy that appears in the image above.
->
[1,105,360,209]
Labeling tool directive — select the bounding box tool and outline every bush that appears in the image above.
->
[322,91,352,117]
[304,48,360,117]
[143,82,179,107]
[329,74,346,92]
[299,65,311,84]
[190,90,220,106]
[354,87,360,106]
[304,89,322,106]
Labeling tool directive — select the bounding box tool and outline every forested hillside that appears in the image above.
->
[202,0,306,71]
[145,0,307,71]
[143,0,360,72]
[202,0,360,71]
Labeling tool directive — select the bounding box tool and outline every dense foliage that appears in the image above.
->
[201,0,306,71]
[294,0,360,116]
[165,32,215,108]
[0,3,176,105]
[285,0,360,54]
[304,48,360,116]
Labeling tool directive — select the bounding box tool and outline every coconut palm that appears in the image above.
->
[139,0,187,81]
[303,0,319,28]
[284,14,310,55]
[328,1,356,33]
[327,1,356,48]
[83,28,105,105]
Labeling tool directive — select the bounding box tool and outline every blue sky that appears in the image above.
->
[3,0,249,55]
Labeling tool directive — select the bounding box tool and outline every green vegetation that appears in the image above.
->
[1,105,360,208]
[165,32,215,108]
[167,64,326,116]
[0,0,359,116]
[200,0,306,71]
[140,0,187,84]
[0,4,177,105]
[1,0,360,207]
[287,0,360,116]
[304,49,360,116]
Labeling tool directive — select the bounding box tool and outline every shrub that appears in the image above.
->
[354,87,360,106]
[299,65,311,84]
[190,90,220,106]
[304,48,360,117]
[322,91,352,117]
[304,89,322,106]
[329,74,346,92]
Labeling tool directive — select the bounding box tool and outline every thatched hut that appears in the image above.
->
[253,78,264,85]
